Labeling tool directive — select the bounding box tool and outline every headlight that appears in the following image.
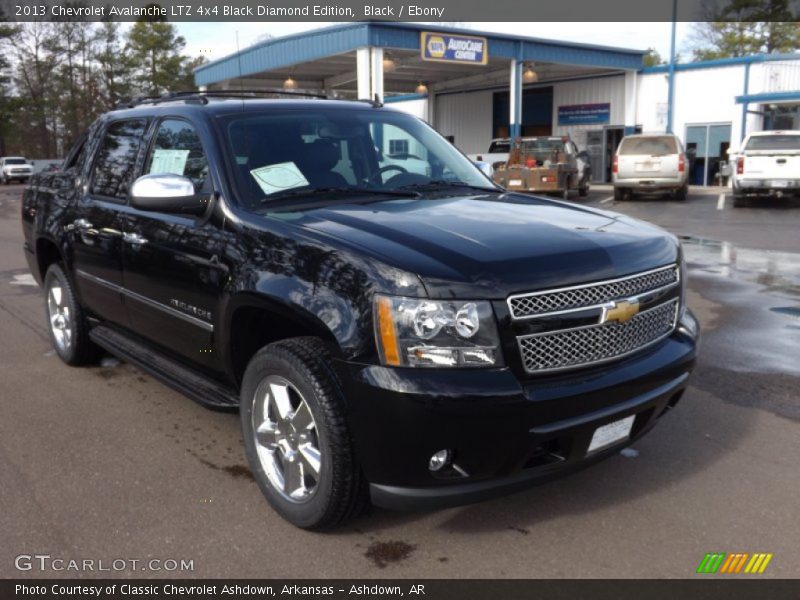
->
[374,295,502,368]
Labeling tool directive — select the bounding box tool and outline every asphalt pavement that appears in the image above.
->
[0,184,798,578]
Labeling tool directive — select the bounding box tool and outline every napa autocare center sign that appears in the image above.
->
[558,103,611,125]
[421,32,488,65]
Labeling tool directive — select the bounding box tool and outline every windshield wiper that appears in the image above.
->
[398,180,500,193]
[259,186,420,204]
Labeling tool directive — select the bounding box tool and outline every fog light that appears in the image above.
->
[428,449,451,472]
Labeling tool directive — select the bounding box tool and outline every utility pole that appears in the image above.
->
[666,0,677,134]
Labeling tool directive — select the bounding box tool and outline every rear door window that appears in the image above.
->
[619,136,678,155]
[90,119,148,201]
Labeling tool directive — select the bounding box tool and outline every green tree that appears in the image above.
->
[95,21,134,108]
[127,21,193,96]
[690,1,800,60]
[50,17,97,147]
[643,48,664,67]
[0,15,21,155]
[9,22,64,157]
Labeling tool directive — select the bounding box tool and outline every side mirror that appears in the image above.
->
[130,174,209,216]
[577,150,589,160]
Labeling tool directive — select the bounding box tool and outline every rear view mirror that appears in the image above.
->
[130,174,209,216]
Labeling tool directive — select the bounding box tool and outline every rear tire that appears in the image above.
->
[674,185,688,201]
[733,193,747,208]
[44,264,100,366]
[613,186,625,201]
[240,337,366,530]
[578,178,589,197]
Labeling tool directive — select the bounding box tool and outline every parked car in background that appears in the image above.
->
[492,136,590,198]
[612,134,688,201]
[1,156,34,184]
[467,138,512,170]
[730,130,800,207]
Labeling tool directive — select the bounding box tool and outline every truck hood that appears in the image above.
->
[284,192,679,298]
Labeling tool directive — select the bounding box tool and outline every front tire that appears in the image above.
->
[240,337,366,529]
[44,264,99,365]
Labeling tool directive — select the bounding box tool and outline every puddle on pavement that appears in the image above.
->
[364,540,416,569]
[680,236,800,378]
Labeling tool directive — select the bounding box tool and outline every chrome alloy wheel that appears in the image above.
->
[252,375,322,503]
[47,281,73,352]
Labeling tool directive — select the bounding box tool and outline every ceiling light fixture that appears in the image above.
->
[523,65,539,83]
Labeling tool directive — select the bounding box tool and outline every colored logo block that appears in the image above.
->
[697,552,773,574]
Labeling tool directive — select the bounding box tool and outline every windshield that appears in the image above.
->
[5,158,27,165]
[217,107,495,209]
[618,136,678,155]
[744,134,800,152]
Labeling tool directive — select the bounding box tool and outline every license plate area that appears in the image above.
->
[587,415,635,454]
[636,161,660,172]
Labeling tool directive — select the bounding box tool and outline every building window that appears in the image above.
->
[389,139,409,156]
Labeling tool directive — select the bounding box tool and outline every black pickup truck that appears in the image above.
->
[22,93,698,529]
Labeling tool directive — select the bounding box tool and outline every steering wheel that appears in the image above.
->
[367,164,408,185]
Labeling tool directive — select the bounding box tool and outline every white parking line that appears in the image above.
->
[10,273,37,287]
[600,196,614,204]
[717,193,726,210]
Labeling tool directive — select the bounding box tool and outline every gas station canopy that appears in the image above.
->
[194,22,645,137]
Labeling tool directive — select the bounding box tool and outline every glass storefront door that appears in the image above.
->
[685,123,731,186]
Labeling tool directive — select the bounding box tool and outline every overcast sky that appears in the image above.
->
[174,22,697,65]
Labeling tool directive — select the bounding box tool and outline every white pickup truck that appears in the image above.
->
[467,138,512,170]
[731,130,800,207]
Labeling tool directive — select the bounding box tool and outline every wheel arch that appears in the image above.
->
[34,235,64,283]
[222,292,345,388]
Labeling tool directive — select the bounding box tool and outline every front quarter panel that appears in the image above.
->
[220,212,426,362]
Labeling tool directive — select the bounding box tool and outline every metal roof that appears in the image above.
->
[641,52,800,74]
[194,22,645,87]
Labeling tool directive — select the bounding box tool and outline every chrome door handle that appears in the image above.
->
[65,218,93,233]
[122,232,148,245]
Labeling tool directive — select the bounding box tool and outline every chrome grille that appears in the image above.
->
[508,265,678,319]
[517,299,679,373]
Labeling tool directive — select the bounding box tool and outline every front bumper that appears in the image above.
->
[337,310,698,511]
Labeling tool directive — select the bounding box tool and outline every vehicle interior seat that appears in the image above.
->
[297,139,348,188]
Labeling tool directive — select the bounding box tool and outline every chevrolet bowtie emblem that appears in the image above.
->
[601,299,640,324]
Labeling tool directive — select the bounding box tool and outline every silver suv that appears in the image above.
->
[612,134,688,201]
[1,157,33,184]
